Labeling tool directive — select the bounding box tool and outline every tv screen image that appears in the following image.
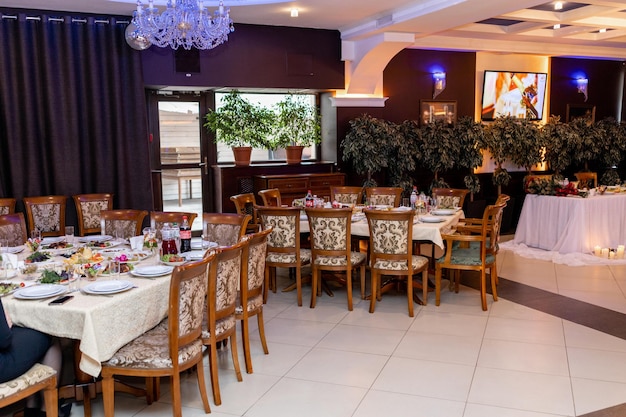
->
[481,70,547,121]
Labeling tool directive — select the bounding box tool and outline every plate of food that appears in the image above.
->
[98,250,150,264]
[160,254,187,266]
[24,251,53,264]
[38,269,71,285]
[40,237,64,246]
[40,241,76,254]
[0,281,25,297]
[78,235,112,243]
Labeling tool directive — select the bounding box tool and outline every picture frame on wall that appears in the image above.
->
[566,103,596,123]
[420,100,457,125]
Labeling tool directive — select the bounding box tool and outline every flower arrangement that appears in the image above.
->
[525,177,588,197]
[25,237,41,252]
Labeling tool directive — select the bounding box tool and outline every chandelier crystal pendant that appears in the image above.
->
[130,0,234,50]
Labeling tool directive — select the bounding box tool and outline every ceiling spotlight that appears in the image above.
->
[553,24,561,29]
[599,28,607,33]
[554,1,563,10]
[290,8,299,17]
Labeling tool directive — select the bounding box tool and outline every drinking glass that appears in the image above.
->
[67,265,80,292]
[402,198,410,208]
[65,226,75,244]
[107,259,120,280]
[201,226,212,250]
[31,229,41,241]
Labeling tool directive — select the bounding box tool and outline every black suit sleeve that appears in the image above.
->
[0,300,13,350]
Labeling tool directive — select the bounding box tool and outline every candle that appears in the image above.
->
[618,245,625,259]
[610,251,616,259]
[594,245,602,257]
[601,248,609,258]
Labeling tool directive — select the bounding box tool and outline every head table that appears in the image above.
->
[514,193,626,255]
[2,249,171,378]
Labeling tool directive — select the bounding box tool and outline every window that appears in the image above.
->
[214,92,318,163]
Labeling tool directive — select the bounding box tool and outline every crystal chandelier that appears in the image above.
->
[127,0,234,51]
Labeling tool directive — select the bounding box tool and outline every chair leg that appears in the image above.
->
[310,267,318,308]
[208,343,221,405]
[102,374,115,417]
[360,265,366,300]
[257,310,269,354]
[229,332,243,382]
[263,266,269,304]
[346,268,353,311]
[480,268,488,311]
[241,316,253,374]
[369,271,377,313]
[43,378,58,417]
[422,268,428,306]
[196,358,211,413]
[296,266,302,307]
[170,373,182,417]
[435,266,442,306]
[407,272,414,317]
[491,263,498,302]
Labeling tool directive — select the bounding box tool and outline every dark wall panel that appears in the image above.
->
[141,24,344,90]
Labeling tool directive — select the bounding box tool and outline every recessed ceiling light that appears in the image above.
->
[290,8,299,17]
[599,28,607,33]
[554,2,563,10]
[553,24,561,29]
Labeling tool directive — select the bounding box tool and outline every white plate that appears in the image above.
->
[5,246,25,254]
[40,237,64,245]
[83,280,133,294]
[185,250,206,261]
[99,249,150,264]
[431,209,456,216]
[130,265,174,277]
[190,241,218,250]
[420,216,444,223]
[13,284,66,299]
[78,235,113,243]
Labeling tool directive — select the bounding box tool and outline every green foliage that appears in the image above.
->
[601,169,621,186]
[204,90,275,149]
[568,117,603,170]
[595,118,623,168]
[418,119,459,176]
[483,116,542,173]
[392,120,421,192]
[524,176,558,195]
[454,116,484,171]
[541,115,577,174]
[464,174,481,195]
[493,167,510,187]
[273,94,321,148]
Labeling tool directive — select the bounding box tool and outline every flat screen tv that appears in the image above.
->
[481,70,548,121]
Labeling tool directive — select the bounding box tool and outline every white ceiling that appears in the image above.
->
[1,0,625,60]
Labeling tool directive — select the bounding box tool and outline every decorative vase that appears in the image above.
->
[285,145,304,165]
[232,146,252,167]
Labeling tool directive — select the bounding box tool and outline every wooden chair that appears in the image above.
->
[365,187,402,207]
[72,193,114,236]
[101,253,214,417]
[100,209,148,239]
[431,188,469,210]
[257,206,311,306]
[0,198,16,215]
[435,201,506,311]
[202,212,250,247]
[0,363,58,417]
[364,208,430,317]
[305,207,366,311]
[23,195,67,237]
[330,186,364,205]
[202,241,246,405]
[237,228,272,374]
[0,213,28,246]
[150,211,198,239]
[230,193,261,233]
[258,188,282,207]
[575,172,598,188]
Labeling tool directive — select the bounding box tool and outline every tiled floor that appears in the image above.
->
[73,244,626,417]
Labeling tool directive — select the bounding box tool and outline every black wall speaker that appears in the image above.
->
[174,48,201,73]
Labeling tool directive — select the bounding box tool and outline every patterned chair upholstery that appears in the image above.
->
[230,193,261,233]
[258,188,282,207]
[0,198,16,215]
[150,211,198,239]
[431,188,469,210]
[236,228,272,374]
[0,363,58,417]
[100,209,148,239]
[435,201,506,311]
[364,208,430,317]
[202,240,246,405]
[305,207,366,311]
[365,187,402,207]
[73,194,114,236]
[0,213,28,246]
[330,186,364,205]
[101,253,214,417]
[202,213,250,247]
[257,206,311,306]
[23,195,67,237]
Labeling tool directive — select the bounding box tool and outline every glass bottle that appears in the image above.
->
[410,186,418,209]
[305,189,314,207]
[161,222,177,255]
[179,216,192,253]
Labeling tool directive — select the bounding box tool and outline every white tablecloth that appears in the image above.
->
[514,193,626,254]
[3,255,170,377]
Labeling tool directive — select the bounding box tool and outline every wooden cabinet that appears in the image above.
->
[254,173,345,206]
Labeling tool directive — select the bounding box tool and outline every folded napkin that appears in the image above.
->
[129,236,144,251]
[1,253,18,269]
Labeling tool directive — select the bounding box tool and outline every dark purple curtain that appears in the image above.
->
[0,10,152,217]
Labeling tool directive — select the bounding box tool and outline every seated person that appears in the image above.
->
[0,300,70,417]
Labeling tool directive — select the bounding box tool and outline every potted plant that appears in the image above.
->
[272,94,321,164]
[204,90,275,166]
[541,115,577,178]
[417,118,457,192]
[453,116,484,200]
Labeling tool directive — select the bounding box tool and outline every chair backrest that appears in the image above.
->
[206,240,246,337]
[151,211,198,239]
[256,206,302,254]
[495,193,511,206]
[23,195,67,237]
[0,198,16,215]
[330,186,364,205]
[258,188,282,207]
[202,213,250,246]
[168,252,214,364]
[73,193,114,236]
[364,208,414,265]
[365,187,402,207]
[230,193,260,230]
[240,227,272,303]
[305,207,353,262]
[574,172,597,188]
[431,188,469,210]
[0,213,28,246]
[100,209,148,238]
[485,200,507,255]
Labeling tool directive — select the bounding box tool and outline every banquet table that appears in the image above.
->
[514,193,626,254]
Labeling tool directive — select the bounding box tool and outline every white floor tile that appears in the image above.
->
[409,309,488,337]
[338,301,416,330]
[353,389,465,417]
[463,403,571,417]
[567,346,626,383]
[488,299,561,322]
[563,320,626,353]
[477,338,569,376]
[317,323,406,355]
[571,377,626,415]
[394,331,483,366]
[261,317,335,346]
[484,316,566,346]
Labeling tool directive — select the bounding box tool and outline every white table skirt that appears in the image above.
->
[3,257,170,377]
[513,193,626,254]
[300,209,464,249]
